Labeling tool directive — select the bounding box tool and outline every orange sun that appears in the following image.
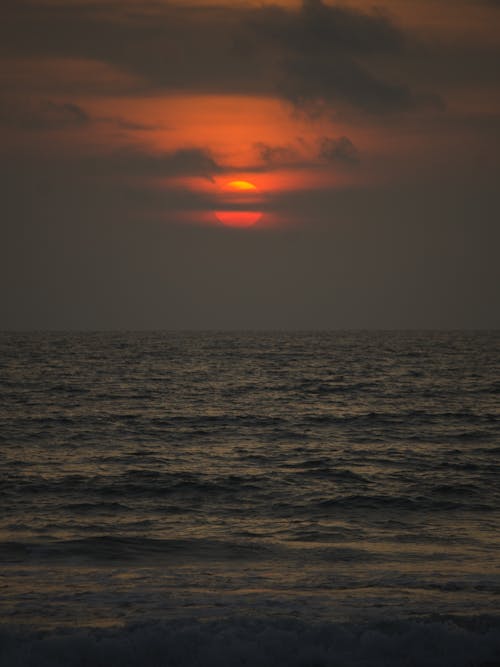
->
[215,180,263,228]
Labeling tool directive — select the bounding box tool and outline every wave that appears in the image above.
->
[1,616,499,667]
[0,470,267,500]
[5,408,497,432]
[316,494,496,513]
[291,379,379,395]
[0,536,273,564]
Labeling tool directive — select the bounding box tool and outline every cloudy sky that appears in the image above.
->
[1,0,499,329]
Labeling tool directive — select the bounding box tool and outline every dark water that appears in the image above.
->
[1,331,499,666]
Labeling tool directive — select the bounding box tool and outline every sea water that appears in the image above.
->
[1,331,499,666]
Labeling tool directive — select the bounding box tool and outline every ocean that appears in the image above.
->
[1,331,499,666]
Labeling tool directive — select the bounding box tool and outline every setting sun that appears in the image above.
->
[215,180,263,228]
[226,181,257,191]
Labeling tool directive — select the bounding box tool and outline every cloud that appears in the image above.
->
[0,0,442,115]
[319,136,360,165]
[281,56,416,114]
[0,97,159,132]
[254,136,361,169]
[0,1,272,96]
[254,142,301,166]
[105,147,223,182]
[0,99,91,129]
[43,101,90,127]
[244,0,431,114]
[0,144,225,229]
[248,0,404,57]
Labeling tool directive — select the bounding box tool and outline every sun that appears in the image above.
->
[227,180,257,192]
[215,180,263,228]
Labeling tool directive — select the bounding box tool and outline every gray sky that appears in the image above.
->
[1,0,499,329]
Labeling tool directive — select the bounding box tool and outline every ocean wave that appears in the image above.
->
[1,616,500,667]
[292,379,379,395]
[0,536,273,564]
[316,494,496,513]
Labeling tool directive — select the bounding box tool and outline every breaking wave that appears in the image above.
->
[1,616,500,667]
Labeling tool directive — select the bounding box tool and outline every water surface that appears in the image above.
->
[1,331,499,665]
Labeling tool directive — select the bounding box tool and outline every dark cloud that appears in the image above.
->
[281,55,417,114]
[114,147,223,182]
[254,136,361,169]
[247,0,404,56]
[319,136,360,165]
[255,142,301,166]
[82,147,224,184]
[244,0,434,114]
[43,101,90,127]
[0,0,442,115]
[0,97,159,132]
[0,99,91,130]
[0,148,222,230]
[0,1,273,96]
[0,144,223,220]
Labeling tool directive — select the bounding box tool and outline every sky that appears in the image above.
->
[1,0,499,329]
